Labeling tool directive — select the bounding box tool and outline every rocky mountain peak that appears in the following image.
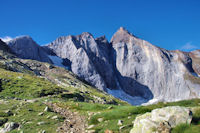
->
[7,35,36,47]
[78,32,93,39]
[110,27,136,44]
[7,35,52,63]
[95,35,109,45]
[118,26,130,33]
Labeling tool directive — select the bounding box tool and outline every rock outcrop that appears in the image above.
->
[130,106,193,133]
[0,122,19,133]
[7,36,52,63]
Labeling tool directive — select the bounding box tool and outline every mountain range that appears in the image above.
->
[1,27,200,105]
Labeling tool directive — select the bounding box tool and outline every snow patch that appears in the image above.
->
[0,36,13,42]
[48,55,69,69]
[142,98,160,106]
[107,88,149,105]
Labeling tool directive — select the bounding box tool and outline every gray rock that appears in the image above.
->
[7,36,52,63]
[0,122,19,133]
[46,33,118,91]
[97,118,104,122]
[119,125,126,130]
[38,112,44,116]
[51,116,58,119]
[117,120,123,126]
[37,122,45,125]
[130,106,192,133]
[41,130,46,133]
[4,110,13,116]
[44,106,51,112]
[71,47,106,90]
[45,28,200,104]
[87,125,95,129]
[110,27,200,104]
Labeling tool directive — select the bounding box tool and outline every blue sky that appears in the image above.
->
[0,0,199,51]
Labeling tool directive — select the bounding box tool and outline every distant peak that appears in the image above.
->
[95,35,109,45]
[80,32,93,37]
[7,35,39,47]
[6,35,34,43]
[118,27,129,33]
[110,27,136,44]
[15,35,32,40]
[96,35,106,40]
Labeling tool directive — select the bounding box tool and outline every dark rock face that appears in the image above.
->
[7,36,52,63]
[0,39,12,53]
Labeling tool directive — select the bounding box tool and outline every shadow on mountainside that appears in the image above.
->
[110,45,154,104]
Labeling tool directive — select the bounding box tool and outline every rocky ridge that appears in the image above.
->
[45,27,200,104]
[3,27,200,105]
[7,36,52,63]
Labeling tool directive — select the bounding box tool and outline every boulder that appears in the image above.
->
[0,122,19,133]
[37,122,45,125]
[97,118,104,122]
[88,125,95,129]
[130,106,192,133]
[7,36,52,63]
[51,116,58,120]
[117,120,123,126]
[38,112,44,116]
[44,106,51,112]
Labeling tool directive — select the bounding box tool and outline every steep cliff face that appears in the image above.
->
[47,33,117,91]
[110,27,200,103]
[7,36,52,63]
[189,50,200,76]
[45,27,200,104]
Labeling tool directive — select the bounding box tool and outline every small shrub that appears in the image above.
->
[60,93,85,102]
[0,111,13,117]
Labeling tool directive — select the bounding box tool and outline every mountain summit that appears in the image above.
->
[110,27,137,44]
[7,36,52,63]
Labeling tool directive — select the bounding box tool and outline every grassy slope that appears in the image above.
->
[54,99,200,133]
[0,67,127,132]
[0,68,62,99]
[0,99,64,133]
